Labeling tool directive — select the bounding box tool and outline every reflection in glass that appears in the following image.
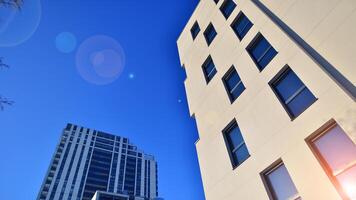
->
[312,124,356,200]
[265,163,300,200]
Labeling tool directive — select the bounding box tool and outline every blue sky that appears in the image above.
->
[0,0,205,199]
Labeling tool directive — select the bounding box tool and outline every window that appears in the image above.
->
[214,0,219,4]
[247,34,277,71]
[190,21,200,40]
[308,121,356,200]
[231,12,253,40]
[65,123,72,131]
[262,161,301,200]
[220,0,236,19]
[222,66,245,102]
[271,67,316,119]
[202,56,217,83]
[223,120,250,168]
[204,23,217,46]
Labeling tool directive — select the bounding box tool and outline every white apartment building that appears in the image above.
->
[177,0,356,199]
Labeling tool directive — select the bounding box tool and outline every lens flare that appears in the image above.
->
[0,0,42,47]
[75,35,125,85]
[342,181,356,200]
[55,32,77,53]
[128,73,135,79]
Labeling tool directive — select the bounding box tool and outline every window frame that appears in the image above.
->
[190,21,200,40]
[269,65,317,120]
[203,23,217,46]
[246,33,278,71]
[231,12,253,41]
[222,66,245,103]
[202,56,217,84]
[222,119,250,169]
[305,119,353,200]
[220,0,236,19]
[260,159,302,200]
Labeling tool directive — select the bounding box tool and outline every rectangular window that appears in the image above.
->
[223,120,250,168]
[65,123,72,131]
[204,23,217,46]
[231,12,253,40]
[222,66,245,102]
[262,161,301,200]
[307,121,356,200]
[247,34,277,71]
[270,67,316,119]
[190,21,200,40]
[202,56,217,83]
[220,0,236,19]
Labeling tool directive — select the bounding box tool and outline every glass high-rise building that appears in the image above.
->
[37,123,158,200]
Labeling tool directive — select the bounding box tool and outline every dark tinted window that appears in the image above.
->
[191,21,200,40]
[202,56,217,83]
[220,0,236,19]
[263,162,300,200]
[247,34,277,71]
[204,23,217,46]
[223,120,250,168]
[231,12,253,40]
[97,131,115,140]
[82,148,112,200]
[65,123,72,131]
[223,67,245,102]
[271,68,316,118]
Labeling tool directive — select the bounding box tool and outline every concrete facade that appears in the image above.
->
[177,0,356,200]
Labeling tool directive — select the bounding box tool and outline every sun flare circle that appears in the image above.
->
[75,35,126,85]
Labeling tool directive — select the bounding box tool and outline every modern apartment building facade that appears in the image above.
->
[177,0,356,200]
[37,124,158,200]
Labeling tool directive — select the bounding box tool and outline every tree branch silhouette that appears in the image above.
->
[0,58,14,111]
[0,0,23,10]
[0,1,21,111]
[0,57,9,69]
[0,96,14,111]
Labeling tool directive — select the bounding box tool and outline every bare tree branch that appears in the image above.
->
[0,1,22,110]
[0,57,9,69]
[0,0,23,10]
[0,58,13,110]
[0,95,14,111]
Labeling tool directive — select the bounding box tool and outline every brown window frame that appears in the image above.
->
[305,119,354,200]
[260,159,301,200]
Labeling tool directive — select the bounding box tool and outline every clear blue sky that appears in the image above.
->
[0,0,205,199]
